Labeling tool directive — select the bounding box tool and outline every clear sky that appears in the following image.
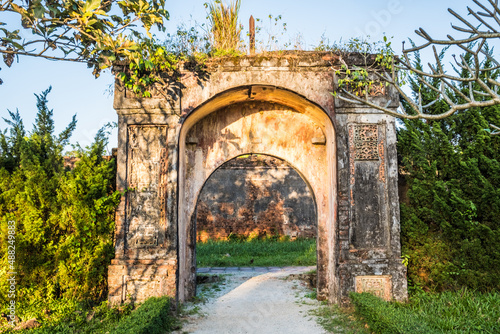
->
[0,0,471,150]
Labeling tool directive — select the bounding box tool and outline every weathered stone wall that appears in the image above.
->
[196,155,317,241]
[109,51,407,305]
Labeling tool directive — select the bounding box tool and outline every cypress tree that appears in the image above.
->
[398,47,500,292]
[0,89,121,317]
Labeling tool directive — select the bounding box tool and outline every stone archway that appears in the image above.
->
[177,88,337,302]
[108,53,408,306]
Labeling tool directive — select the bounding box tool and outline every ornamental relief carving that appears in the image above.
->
[353,124,379,161]
[126,125,168,249]
[355,275,392,301]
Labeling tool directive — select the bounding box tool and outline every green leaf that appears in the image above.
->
[84,0,102,13]
[33,4,46,19]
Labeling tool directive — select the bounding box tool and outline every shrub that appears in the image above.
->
[0,88,121,322]
[110,297,177,334]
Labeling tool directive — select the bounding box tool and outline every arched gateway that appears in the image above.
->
[108,52,407,305]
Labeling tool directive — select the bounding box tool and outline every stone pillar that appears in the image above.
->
[108,81,180,304]
[335,89,407,304]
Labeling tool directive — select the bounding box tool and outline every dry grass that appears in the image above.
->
[206,0,243,55]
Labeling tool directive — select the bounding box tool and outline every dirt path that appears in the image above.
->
[178,267,328,334]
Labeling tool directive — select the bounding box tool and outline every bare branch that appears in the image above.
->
[468,6,498,31]
[0,49,88,62]
[473,0,500,26]
[448,8,481,33]
[343,1,500,124]
[490,123,500,135]
[405,32,500,53]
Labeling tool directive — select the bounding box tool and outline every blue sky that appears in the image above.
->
[0,0,470,150]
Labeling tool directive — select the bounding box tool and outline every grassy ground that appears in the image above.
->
[314,289,500,334]
[8,239,496,334]
[0,299,131,334]
[401,290,500,333]
[196,238,316,267]
[340,290,500,334]
[0,297,178,334]
[313,303,370,334]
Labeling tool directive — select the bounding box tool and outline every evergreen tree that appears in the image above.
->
[0,89,121,317]
[398,48,500,292]
[0,109,25,173]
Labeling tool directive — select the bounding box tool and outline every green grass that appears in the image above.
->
[350,290,500,333]
[1,299,132,334]
[110,297,178,334]
[0,297,178,334]
[196,238,316,267]
[406,290,500,333]
[313,303,370,334]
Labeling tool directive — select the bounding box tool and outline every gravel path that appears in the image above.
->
[178,267,328,334]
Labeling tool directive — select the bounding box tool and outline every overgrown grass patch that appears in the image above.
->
[1,297,178,334]
[111,297,178,334]
[0,298,132,334]
[196,238,316,267]
[313,303,370,334]
[350,290,500,333]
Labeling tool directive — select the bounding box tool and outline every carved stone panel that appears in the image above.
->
[353,125,378,161]
[352,162,384,248]
[355,275,392,301]
[348,124,386,249]
[122,275,166,303]
[126,125,168,250]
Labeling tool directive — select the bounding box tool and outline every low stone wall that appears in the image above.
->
[196,155,316,241]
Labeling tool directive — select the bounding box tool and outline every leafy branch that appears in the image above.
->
[0,0,169,81]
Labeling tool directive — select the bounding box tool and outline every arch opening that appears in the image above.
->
[195,153,318,243]
[177,85,338,303]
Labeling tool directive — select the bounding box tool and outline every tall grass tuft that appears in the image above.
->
[206,0,243,55]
